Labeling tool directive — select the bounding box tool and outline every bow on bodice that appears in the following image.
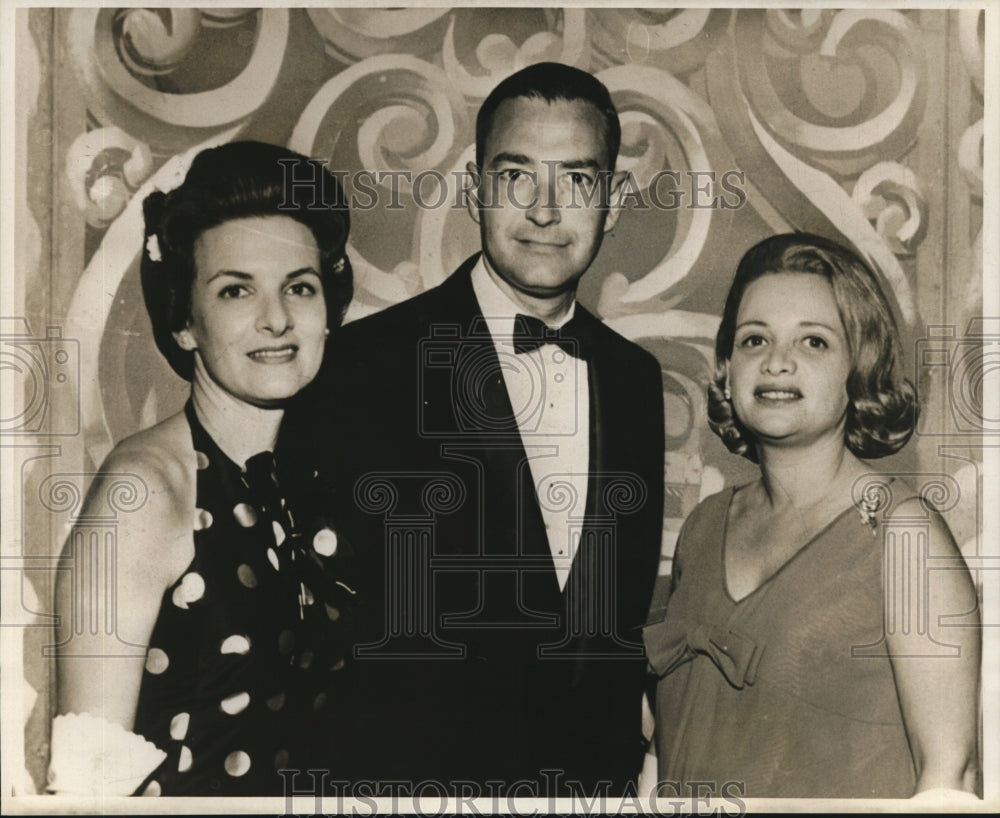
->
[647,622,763,689]
[241,451,356,607]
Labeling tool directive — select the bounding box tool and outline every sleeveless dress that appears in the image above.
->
[132,402,355,795]
[642,483,917,798]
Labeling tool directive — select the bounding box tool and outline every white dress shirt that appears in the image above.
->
[470,259,590,591]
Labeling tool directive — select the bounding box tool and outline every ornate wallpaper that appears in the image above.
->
[4,6,989,795]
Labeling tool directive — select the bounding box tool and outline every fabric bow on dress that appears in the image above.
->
[241,451,356,611]
[647,622,763,689]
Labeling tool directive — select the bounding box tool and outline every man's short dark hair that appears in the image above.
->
[475,62,621,170]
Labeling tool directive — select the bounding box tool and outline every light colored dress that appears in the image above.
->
[643,484,916,798]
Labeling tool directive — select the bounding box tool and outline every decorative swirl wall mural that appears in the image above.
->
[589,8,728,74]
[307,8,452,63]
[12,7,989,794]
[740,9,926,177]
[46,3,977,525]
[51,5,956,496]
[67,8,288,152]
[441,8,588,98]
[290,54,471,307]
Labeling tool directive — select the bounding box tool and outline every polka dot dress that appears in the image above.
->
[132,402,355,795]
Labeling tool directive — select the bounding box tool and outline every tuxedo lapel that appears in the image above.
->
[437,257,560,620]
[557,310,648,658]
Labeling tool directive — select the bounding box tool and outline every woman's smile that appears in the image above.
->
[247,344,299,363]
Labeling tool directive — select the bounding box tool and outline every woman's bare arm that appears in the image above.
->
[886,498,980,796]
[54,431,194,729]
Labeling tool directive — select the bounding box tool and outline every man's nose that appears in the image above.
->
[526,177,562,227]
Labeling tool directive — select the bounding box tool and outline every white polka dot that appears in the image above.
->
[169,712,190,741]
[312,528,338,557]
[220,691,250,715]
[195,451,210,470]
[237,564,257,588]
[274,749,290,770]
[178,745,192,773]
[278,630,295,654]
[300,584,314,606]
[297,651,314,669]
[225,750,251,777]
[331,658,346,672]
[266,691,285,711]
[171,586,188,610]
[179,572,205,604]
[145,648,169,675]
[220,634,251,655]
[232,503,258,528]
[267,548,280,571]
[272,520,287,545]
[193,508,213,531]
[324,604,340,622]
[141,780,161,796]
[312,692,327,711]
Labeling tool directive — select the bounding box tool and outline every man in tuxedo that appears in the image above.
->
[299,62,664,794]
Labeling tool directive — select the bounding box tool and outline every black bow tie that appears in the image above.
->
[512,313,590,357]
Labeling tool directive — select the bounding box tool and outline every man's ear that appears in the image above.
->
[173,326,197,352]
[602,169,629,234]
[464,161,482,226]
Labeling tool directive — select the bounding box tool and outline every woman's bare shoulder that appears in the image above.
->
[85,412,196,581]
[106,412,193,483]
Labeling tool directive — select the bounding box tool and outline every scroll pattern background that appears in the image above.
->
[9,7,986,792]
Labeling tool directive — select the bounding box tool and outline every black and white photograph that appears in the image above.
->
[1,1,997,813]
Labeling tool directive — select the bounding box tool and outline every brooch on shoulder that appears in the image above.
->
[857,489,884,537]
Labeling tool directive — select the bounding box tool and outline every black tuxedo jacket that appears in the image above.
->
[288,255,664,793]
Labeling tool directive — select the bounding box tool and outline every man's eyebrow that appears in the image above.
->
[487,153,604,172]
[488,152,532,167]
[561,159,602,171]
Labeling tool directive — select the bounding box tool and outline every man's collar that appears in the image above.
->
[469,257,577,346]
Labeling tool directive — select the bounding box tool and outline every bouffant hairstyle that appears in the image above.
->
[708,232,917,462]
[475,62,621,171]
[140,141,352,381]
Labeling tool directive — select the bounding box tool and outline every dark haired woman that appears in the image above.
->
[642,233,980,799]
[48,141,355,796]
